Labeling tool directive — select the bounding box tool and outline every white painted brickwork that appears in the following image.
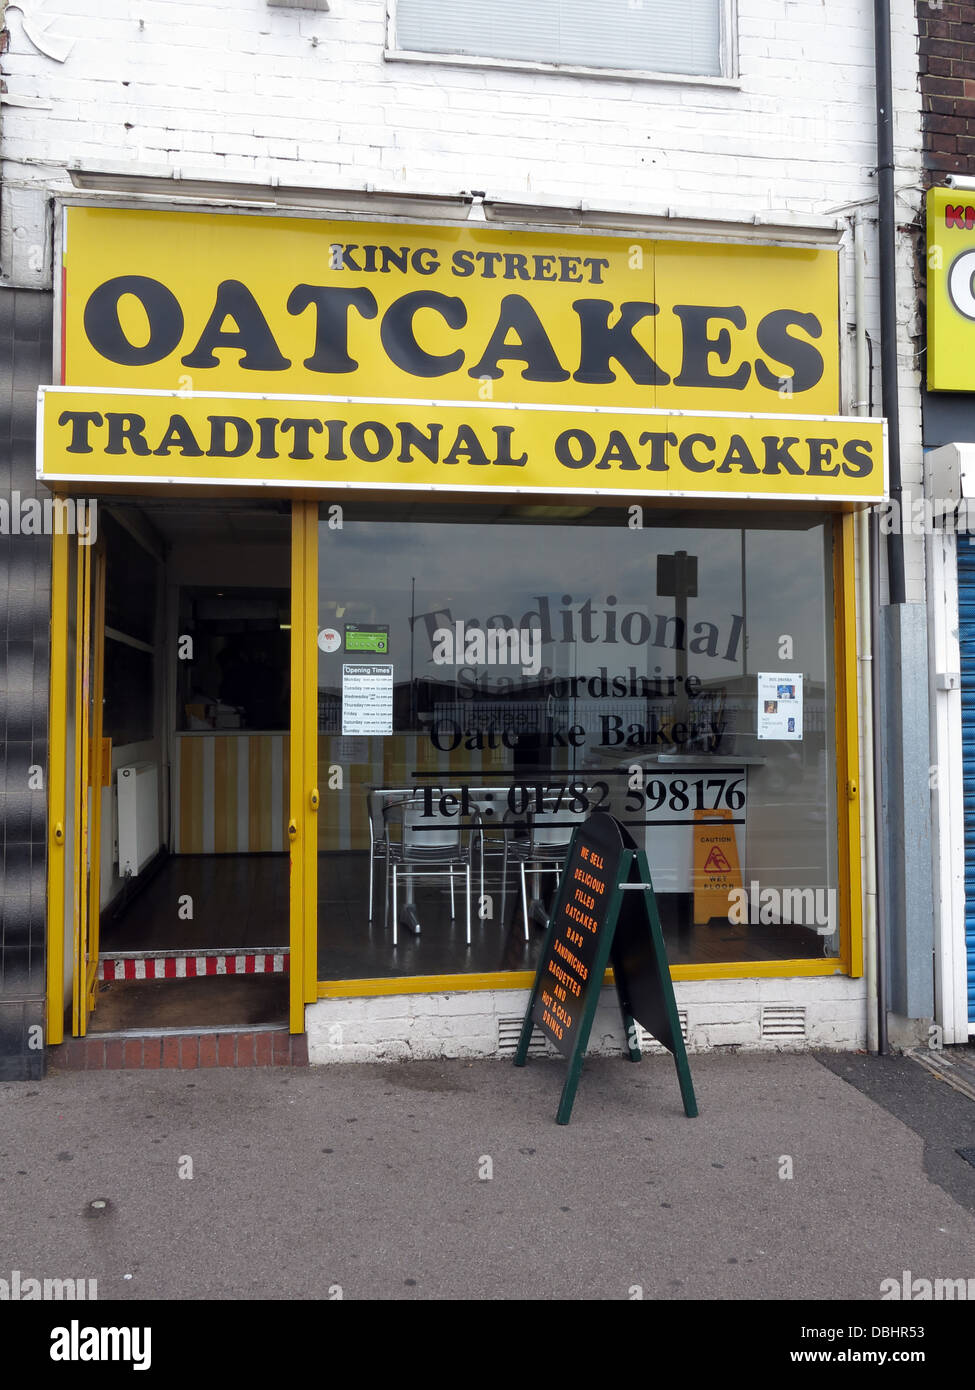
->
[306,976,867,1063]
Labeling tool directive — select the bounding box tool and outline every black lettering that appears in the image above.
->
[255,417,280,460]
[58,410,102,453]
[379,246,409,274]
[573,300,668,385]
[468,295,570,382]
[842,438,874,478]
[806,438,840,477]
[678,433,716,472]
[639,431,677,471]
[595,429,640,470]
[451,250,476,278]
[672,305,750,389]
[444,425,490,466]
[754,309,825,393]
[492,426,528,466]
[715,434,760,474]
[182,280,291,370]
[349,422,394,461]
[83,276,183,366]
[207,416,253,458]
[583,257,610,284]
[380,291,466,377]
[502,253,531,280]
[287,286,378,372]
[280,417,324,460]
[761,435,804,475]
[555,429,596,469]
[154,414,203,457]
[475,251,503,279]
[397,422,443,463]
[105,413,150,456]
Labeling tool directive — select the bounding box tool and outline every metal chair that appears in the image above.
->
[386,796,473,947]
[366,790,411,925]
[502,798,590,940]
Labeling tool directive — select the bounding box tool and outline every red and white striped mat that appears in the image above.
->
[98,951,289,981]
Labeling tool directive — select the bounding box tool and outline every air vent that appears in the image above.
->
[497,1016,552,1057]
[761,1005,807,1039]
[267,0,330,9]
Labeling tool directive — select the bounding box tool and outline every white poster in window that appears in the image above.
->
[342,664,393,736]
[757,672,803,740]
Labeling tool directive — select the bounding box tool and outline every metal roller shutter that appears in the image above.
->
[958,542,975,1023]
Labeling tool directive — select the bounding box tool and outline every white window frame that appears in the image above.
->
[385,0,740,89]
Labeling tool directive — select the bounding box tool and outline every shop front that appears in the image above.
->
[40,199,885,1057]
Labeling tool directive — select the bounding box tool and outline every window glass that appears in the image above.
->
[395,0,723,77]
[317,505,839,982]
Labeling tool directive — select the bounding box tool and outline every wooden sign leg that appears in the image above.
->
[672,1040,698,1118]
[556,1046,586,1125]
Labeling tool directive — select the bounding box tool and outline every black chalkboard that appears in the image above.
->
[515,812,697,1125]
[529,811,626,1058]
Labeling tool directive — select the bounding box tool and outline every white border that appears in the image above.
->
[37,385,888,504]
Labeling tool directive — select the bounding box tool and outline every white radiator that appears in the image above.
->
[117,763,160,876]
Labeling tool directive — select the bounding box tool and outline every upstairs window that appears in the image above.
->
[391,0,729,80]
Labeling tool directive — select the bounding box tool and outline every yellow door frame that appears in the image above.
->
[289,499,319,1032]
[71,536,90,1035]
[68,536,107,1037]
[45,527,70,1046]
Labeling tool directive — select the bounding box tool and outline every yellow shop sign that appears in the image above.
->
[61,206,841,415]
[927,185,975,391]
[38,388,886,503]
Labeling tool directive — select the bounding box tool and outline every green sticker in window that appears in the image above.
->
[344,624,389,653]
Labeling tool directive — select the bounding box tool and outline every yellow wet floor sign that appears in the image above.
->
[693,809,743,924]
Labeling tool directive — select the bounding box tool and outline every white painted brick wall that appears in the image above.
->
[306,975,868,1063]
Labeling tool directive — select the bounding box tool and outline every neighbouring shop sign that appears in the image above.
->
[38,387,887,503]
[60,206,842,415]
[927,186,975,392]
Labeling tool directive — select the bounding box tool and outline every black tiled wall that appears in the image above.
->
[0,288,53,1080]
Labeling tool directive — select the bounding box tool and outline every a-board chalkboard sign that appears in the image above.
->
[514,812,698,1125]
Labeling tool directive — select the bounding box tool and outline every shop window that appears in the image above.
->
[391,0,727,79]
[316,504,840,984]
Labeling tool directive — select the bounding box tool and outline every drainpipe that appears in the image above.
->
[874,0,905,606]
[854,214,880,1056]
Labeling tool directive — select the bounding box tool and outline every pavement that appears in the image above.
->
[1,1047,974,1303]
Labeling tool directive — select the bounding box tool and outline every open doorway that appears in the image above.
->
[64,499,294,1034]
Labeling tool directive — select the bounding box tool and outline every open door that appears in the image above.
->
[71,536,106,1037]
